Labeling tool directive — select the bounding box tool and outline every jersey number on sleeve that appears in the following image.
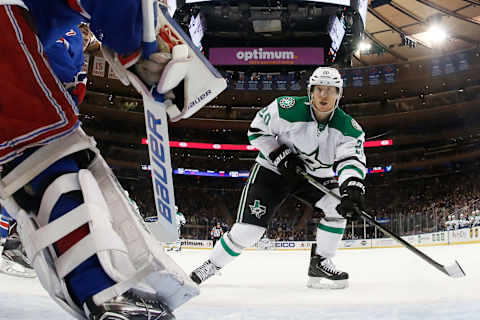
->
[258,107,271,125]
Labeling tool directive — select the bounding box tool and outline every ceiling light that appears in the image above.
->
[426,25,447,44]
[358,41,371,52]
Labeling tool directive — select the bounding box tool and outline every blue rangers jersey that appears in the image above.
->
[20,0,143,55]
[45,25,84,83]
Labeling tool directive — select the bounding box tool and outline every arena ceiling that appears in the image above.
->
[179,0,480,67]
[357,0,480,66]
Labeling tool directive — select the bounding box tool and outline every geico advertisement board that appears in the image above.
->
[262,241,314,250]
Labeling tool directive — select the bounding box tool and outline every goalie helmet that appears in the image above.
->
[307,67,343,110]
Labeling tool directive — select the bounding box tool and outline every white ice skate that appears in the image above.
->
[0,255,36,278]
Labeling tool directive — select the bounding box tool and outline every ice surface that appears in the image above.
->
[1,244,479,319]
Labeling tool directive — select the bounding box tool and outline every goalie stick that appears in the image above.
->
[140,0,227,242]
[298,169,466,278]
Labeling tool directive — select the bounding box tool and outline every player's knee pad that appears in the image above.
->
[0,129,198,318]
[315,188,343,220]
[229,223,266,249]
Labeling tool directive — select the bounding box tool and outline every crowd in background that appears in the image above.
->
[120,169,480,242]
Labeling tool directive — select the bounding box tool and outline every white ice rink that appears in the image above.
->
[1,243,479,320]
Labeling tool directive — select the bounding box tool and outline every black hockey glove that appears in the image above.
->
[269,145,305,186]
[336,178,366,219]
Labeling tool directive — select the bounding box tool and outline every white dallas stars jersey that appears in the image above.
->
[247,96,366,186]
[176,211,186,230]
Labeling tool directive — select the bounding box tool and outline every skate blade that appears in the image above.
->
[0,259,37,278]
[306,277,348,289]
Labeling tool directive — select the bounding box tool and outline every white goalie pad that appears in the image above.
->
[0,129,199,318]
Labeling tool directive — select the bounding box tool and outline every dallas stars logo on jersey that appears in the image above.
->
[293,146,332,171]
[278,97,296,109]
[247,95,367,182]
[249,200,267,219]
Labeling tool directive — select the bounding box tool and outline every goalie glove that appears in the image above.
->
[131,52,172,87]
[102,44,190,99]
[102,4,226,122]
[336,178,366,219]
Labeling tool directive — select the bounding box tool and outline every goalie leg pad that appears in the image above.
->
[0,129,199,316]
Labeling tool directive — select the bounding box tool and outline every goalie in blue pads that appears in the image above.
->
[0,1,226,319]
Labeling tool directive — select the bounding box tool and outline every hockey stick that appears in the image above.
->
[298,169,466,278]
[139,1,226,241]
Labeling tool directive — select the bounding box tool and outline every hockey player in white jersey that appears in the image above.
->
[191,67,367,289]
[166,206,186,251]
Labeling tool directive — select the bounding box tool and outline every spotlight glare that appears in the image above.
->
[427,25,447,44]
[359,41,372,52]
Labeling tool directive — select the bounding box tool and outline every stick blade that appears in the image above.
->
[444,260,466,278]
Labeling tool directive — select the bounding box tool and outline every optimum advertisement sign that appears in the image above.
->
[209,47,324,65]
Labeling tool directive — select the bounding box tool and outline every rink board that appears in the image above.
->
[174,227,480,250]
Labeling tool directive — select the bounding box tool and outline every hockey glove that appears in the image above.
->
[132,51,172,87]
[336,178,366,219]
[101,44,189,97]
[269,145,305,186]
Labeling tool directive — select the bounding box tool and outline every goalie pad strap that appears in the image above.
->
[56,230,127,279]
[38,172,80,226]
[24,204,91,262]
[92,263,156,305]
[0,130,93,199]
[15,208,86,318]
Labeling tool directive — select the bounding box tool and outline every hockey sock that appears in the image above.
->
[315,218,347,258]
[210,223,265,267]
[6,151,115,307]
[210,233,243,268]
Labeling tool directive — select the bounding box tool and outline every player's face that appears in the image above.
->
[311,85,338,113]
